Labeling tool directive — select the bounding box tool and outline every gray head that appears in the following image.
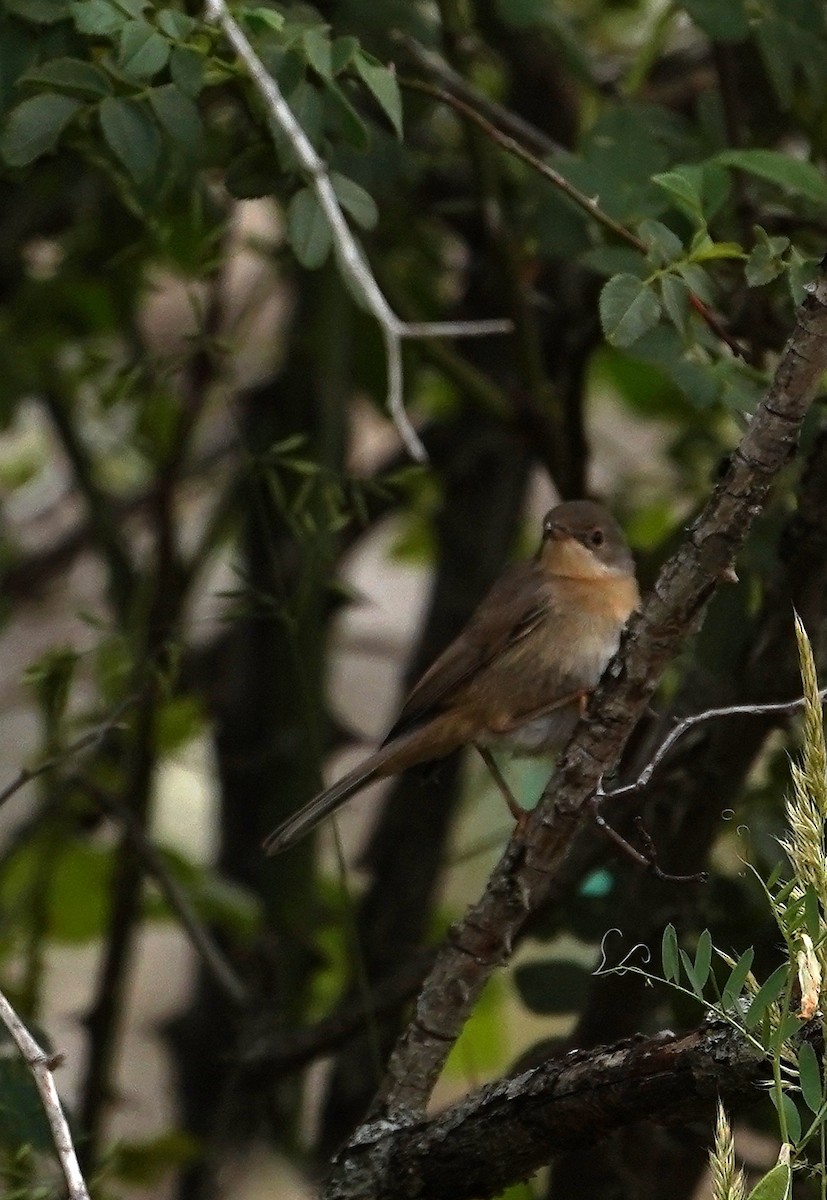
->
[539,500,635,577]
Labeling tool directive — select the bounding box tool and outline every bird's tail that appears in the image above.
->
[263,718,465,855]
[263,747,391,855]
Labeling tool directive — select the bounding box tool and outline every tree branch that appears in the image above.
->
[326,258,827,1181]
[0,987,91,1200]
[398,75,742,357]
[325,1023,769,1200]
[599,687,827,801]
[202,0,512,463]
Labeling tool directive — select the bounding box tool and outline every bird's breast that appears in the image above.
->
[470,573,638,755]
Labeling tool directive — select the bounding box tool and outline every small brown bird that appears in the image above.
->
[263,499,639,855]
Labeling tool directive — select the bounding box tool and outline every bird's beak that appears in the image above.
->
[543,521,567,542]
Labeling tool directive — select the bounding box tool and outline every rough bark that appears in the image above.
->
[326,1023,769,1200]
[324,263,827,1196]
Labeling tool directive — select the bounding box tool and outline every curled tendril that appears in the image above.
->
[594,928,651,976]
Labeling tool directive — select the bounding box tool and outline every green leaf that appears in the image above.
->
[241,5,285,34]
[744,963,789,1029]
[513,960,591,1014]
[653,168,703,218]
[99,94,161,181]
[683,0,748,41]
[70,0,123,35]
[803,885,821,944]
[157,9,196,39]
[716,149,827,208]
[654,163,730,223]
[444,975,506,1078]
[661,923,680,983]
[599,274,662,348]
[0,1057,54,1152]
[119,18,170,78]
[109,1130,199,1186]
[354,50,402,137]
[154,695,205,754]
[49,843,114,941]
[170,47,204,97]
[0,93,82,166]
[746,226,790,287]
[331,35,358,74]
[798,1041,822,1113]
[322,79,369,151]
[787,250,820,304]
[286,187,332,268]
[581,246,647,281]
[746,1163,791,1200]
[4,0,71,23]
[693,929,712,991]
[676,261,715,304]
[24,648,78,725]
[284,76,323,149]
[148,83,201,149]
[769,1090,801,1145]
[689,237,744,262]
[776,1013,803,1047]
[22,55,112,97]
[638,217,683,265]
[754,13,824,111]
[680,948,703,995]
[303,27,333,79]
[331,171,378,229]
[721,947,754,1009]
[659,273,691,336]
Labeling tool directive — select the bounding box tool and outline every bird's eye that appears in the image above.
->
[589,528,604,547]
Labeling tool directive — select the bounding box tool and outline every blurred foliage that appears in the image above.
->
[0,0,825,1196]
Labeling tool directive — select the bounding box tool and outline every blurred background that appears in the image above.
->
[1,0,826,1196]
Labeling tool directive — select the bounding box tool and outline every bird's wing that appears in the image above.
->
[385,561,548,741]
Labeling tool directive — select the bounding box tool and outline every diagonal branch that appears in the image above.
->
[202,0,512,463]
[0,988,90,1200]
[399,74,742,357]
[324,260,827,1194]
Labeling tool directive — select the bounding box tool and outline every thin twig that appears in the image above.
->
[203,0,512,463]
[393,31,564,158]
[76,775,249,1008]
[0,988,90,1200]
[400,76,743,357]
[598,688,827,801]
[401,77,644,253]
[0,694,137,812]
[589,803,707,884]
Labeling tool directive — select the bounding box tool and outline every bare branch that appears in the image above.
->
[202,0,512,462]
[393,31,564,158]
[399,75,742,357]
[0,694,137,813]
[0,988,90,1200]
[600,687,827,801]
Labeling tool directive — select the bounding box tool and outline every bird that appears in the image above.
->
[263,499,639,855]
